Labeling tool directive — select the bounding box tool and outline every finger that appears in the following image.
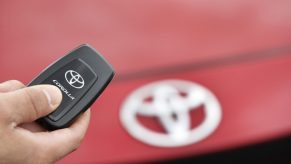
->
[0,80,25,93]
[20,122,46,132]
[0,85,62,124]
[35,110,91,161]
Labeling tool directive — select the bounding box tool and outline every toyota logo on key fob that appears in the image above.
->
[28,44,115,130]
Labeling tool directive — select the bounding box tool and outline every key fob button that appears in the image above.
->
[41,59,97,121]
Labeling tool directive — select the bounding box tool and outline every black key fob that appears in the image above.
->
[28,44,114,130]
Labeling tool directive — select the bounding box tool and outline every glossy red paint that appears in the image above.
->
[0,1,290,163]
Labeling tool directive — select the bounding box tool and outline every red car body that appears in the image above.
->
[0,1,290,163]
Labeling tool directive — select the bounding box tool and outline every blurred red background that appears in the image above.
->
[0,0,291,163]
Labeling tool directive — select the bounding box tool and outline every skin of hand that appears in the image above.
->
[0,80,91,164]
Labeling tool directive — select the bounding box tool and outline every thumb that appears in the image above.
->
[0,85,62,124]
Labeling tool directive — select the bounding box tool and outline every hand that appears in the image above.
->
[0,80,90,164]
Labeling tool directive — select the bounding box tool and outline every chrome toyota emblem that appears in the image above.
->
[120,80,222,147]
[65,70,85,89]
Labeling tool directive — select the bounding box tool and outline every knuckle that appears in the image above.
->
[0,108,11,124]
[32,141,56,164]
[8,80,24,87]
[22,89,40,119]
[0,98,12,123]
[72,134,83,149]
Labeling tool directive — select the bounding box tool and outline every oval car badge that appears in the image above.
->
[120,80,222,147]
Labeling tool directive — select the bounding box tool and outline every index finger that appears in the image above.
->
[0,80,25,93]
[34,110,91,161]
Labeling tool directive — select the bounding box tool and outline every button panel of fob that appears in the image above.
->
[28,44,114,130]
[43,59,97,121]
